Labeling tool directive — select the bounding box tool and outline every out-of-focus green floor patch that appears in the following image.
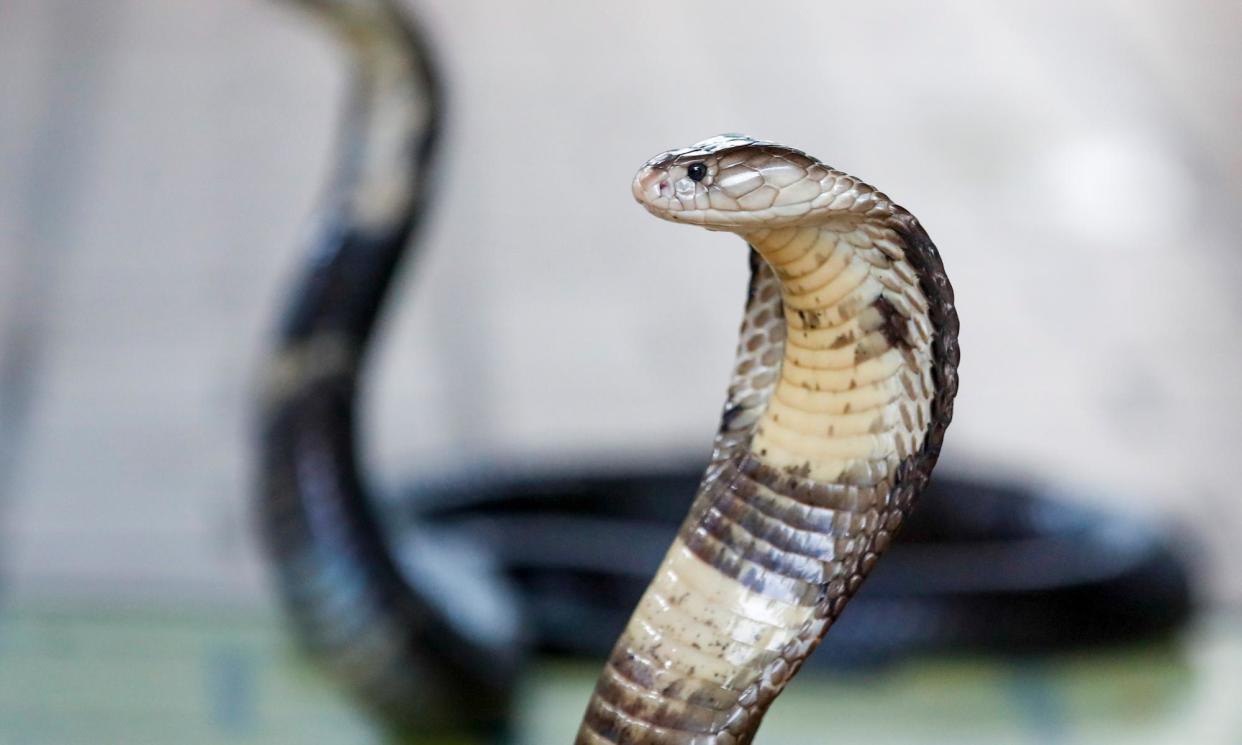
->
[0,607,367,744]
[0,606,1238,744]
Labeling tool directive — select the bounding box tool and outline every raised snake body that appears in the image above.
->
[258,3,959,741]
[575,137,959,743]
[260,0,523,734]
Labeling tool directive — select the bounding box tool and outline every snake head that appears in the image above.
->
[633,134,883,232]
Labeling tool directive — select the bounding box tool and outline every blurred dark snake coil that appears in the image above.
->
[257,2,958,743]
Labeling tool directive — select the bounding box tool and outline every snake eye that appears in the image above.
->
[686,162,707,182]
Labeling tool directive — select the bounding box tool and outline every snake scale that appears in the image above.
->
[258,1,959,743]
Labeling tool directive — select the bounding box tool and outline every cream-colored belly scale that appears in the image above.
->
[754,222,933,483]
[577,220,938,744]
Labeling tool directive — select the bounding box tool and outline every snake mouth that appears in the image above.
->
[632,166,669,203]
[632,165,693,222]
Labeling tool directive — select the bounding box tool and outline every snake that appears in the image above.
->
[572,138,960,743]
[257,2,960,742]
[258,0,524,735]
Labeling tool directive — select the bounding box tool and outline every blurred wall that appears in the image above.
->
[1,0,1239,607]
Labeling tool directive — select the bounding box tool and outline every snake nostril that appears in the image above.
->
[658,179,670,196]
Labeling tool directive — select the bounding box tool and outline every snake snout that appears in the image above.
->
[632,166,671,206]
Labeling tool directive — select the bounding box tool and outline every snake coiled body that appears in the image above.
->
[576,137,959,744]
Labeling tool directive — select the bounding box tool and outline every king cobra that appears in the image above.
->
[572,138,960,743]
[258,1,959,742]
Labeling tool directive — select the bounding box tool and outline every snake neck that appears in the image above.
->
[739,220,934,490]
[575,218,945,743]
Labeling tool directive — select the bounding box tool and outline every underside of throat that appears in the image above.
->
[743,220,936,486]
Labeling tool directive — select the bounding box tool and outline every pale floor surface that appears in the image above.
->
[1,1,1240,608]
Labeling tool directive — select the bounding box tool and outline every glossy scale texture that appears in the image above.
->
[577,136,960,744]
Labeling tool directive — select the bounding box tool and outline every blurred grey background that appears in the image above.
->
[0,1,1240,741]
[3,0,1239,608]
[2,2,1242,740]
